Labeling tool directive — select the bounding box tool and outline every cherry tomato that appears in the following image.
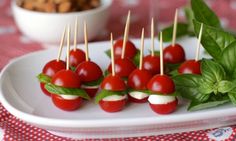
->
[99,99,126,113]
[147,74,175,94]
[82,87,99,98]
[107,58,136,78]
[52,94,83,111]
[149,98,178,114]
[101,74,126,91]
[163,44,185,64]
[113,39,137,59]
[142,55,160,75]
[41,60,66,96]
[127,94,148,103]
[128,69,152,90]
[75,61,103,82]
[178,60,201,74]
[69,49,86,68]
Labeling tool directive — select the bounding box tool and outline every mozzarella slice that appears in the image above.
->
[148,95,175,104]
[102,95,127,101]
[60,95,79,100]
[81,85,99,89]
[129,91,149,100]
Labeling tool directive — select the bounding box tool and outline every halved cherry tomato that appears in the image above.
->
[142,55,160,75]
[41,60,66,96]
[128,69,152,90]
[113,39,137,59]
[147,74,175,94]
[75,61,103,82]
[99,99,126,113]
[149,98,178,114]
[107,58,136,78]
[69,49,86,68]
[100,74,126,91]
[163,44,185,64]
[178,60,201,74]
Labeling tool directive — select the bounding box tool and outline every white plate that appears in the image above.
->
[1,38,236,139]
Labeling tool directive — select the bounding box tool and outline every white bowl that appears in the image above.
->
[12,0,112,44]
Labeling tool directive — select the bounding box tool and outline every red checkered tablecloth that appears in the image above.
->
[1,0,236,140]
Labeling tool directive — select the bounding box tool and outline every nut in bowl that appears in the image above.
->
[12,0,112,44]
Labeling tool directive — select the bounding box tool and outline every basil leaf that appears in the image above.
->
[37,73,51,84]
[218,80,235,93]
[45,83,90,100]
[188,98,229,111]
[173,74,201,100]
[228,92,236,106]
[184,6,194,33]
[193,21,235,61]
[169,69,179,77]
[160,23,189,42]
[105,49,111,58]
[195,93,211,103]
[95,89,127,103]
[148,50,160,56]
[198,80,213,94]
[70,66,76,72]
[83,76,104,86]
[133,50,140,66]
[220,41,236,79]
[191,0,221,28]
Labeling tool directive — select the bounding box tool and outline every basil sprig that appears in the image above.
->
[37,73,51,84]
[45,83,91,100]
[95,89,127,103]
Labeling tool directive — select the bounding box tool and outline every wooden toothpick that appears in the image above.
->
[121,10,131,59]
[57,26,66,62]
[66,25,71,70]
[139,28,145,70]
[151,17,155,56]
[84,21,89,61]
[110,33,115,76]
[160,32,164,75]
[172,9,178,47]
[73,17,78,51]
[195,23,203,61]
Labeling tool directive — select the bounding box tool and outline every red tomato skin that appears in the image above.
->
[69,49,86,68]
[128,93,148,103]
[75,61,103,82]
[149,98,178,114]
[41,60,66,96]
[51,94,83,111]
[101,74,126,91]
[113,39,137,59]
[83,87,99,98]
[128,69,152,90]
[107,58,136,78]
[99,99,126,112]
[40,83,51,96]
[178,60,201,74]
[142,55,160,75]
[147,74,175,94]
[163,44,186,64]
[51,70,81,88]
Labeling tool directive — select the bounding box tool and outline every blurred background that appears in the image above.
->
[1,0,236,68]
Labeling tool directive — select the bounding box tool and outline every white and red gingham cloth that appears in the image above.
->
[1,0,236,140]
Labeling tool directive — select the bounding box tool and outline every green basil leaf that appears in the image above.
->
[70,66,76,72]
[184,6,194,32]
[159,23,189,42]
[148,50,160,56]
[191,0,221,28]
[193,20,235,61]
[228,92,236,106]
[37,73,51,84]
[45,83,90,100]
[188,98,229,111]
[105,49,111,58]
[218,80,235,93]
[83,76,104,86]
[198,79,213,94]
[195,93,211,103]
[220,41,236,79]
[133,50,140,66]
[95,89,127,103]
[169,69,179,77]
[201,59,226,83]
[173,74,201,100]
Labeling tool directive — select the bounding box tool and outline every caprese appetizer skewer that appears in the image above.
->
[143,18,160,75]
[178,23,203,74]
[45,25,90,111]
[75,21,103,98]
[147,32,178,114]
[37,27,66,96]
[128,28,152,103]
[69,18,86,70]
[96,33,127,113]
[163,9,186,64]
